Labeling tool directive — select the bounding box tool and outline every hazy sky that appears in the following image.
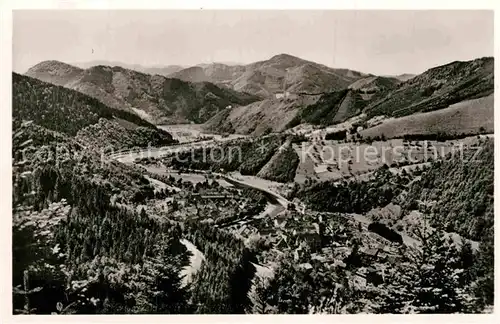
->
[13,10,493,75]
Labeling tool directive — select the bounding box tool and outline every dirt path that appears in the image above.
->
[179,239,205,288]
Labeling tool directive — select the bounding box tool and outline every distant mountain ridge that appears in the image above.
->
[24,60,84,86]
[25,53,370,126]
[73,60,185,76]
[169,53,368,97]
[391,73,416,82]
[26,61,260,124]
[24,55,492,134]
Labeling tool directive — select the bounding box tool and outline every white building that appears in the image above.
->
[275,91,291,99]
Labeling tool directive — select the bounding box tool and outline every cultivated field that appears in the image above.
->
[292,135,488,183]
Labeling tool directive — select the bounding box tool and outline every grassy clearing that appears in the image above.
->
[360,95,493,140]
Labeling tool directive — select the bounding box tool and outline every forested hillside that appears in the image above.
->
[183,221,256,314]
[401,140,494,241]
[13,73,157,135]
[12,70,194,313]
[75,118,176,151]
[12,114,267,314]
[295,166,404,214]
[13,73,175,150]
[12,63,277,314]
[288,89,371,127]
[165,136,284,176]
[256,141,300,183]
[12,118,191,313]
[13,123,279,314]
[364,57,493,118]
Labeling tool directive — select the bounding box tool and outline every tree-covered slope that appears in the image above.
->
[401,139,493,241]
[256,141,300,183]
[165,136,285,176]
[13,72,175,149]
[12,120,192,314]
[364,57,494,118]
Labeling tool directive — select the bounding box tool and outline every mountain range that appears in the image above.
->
[169,53,369,97]
[205,56,493,135]
[24,54,494,135]
[72,60,185,77]
[26,61,259,124]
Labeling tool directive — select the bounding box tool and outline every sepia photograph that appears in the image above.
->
[5,3,496,319]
